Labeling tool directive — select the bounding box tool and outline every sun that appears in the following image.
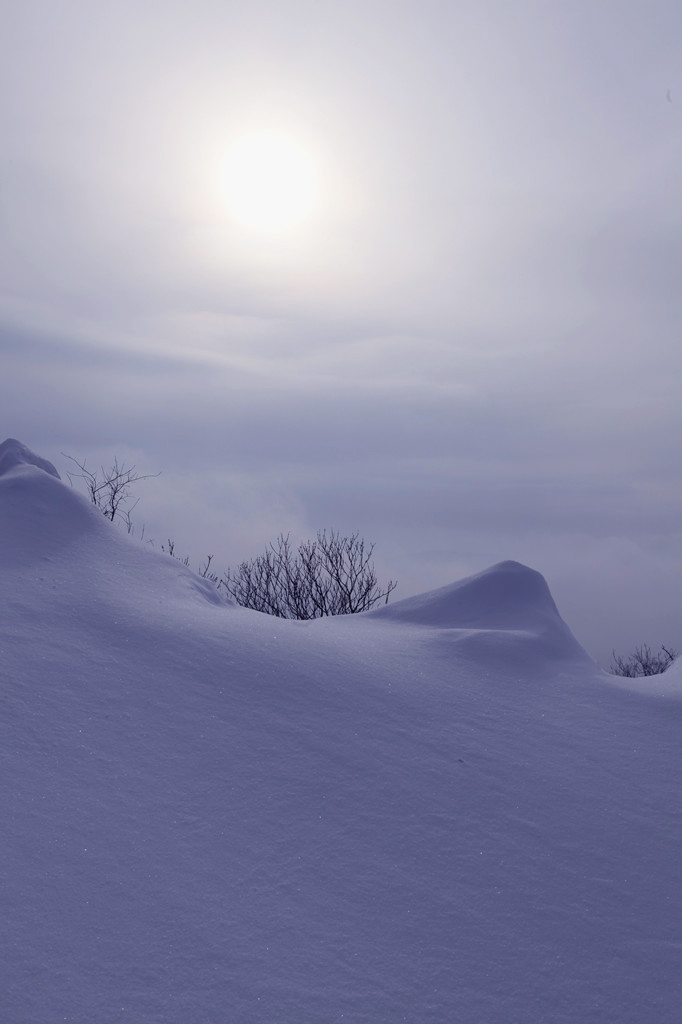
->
[220,131,320,233]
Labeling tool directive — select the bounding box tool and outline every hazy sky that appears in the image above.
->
[2,0,681,663]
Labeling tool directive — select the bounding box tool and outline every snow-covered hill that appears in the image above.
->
[1,438,680,1023]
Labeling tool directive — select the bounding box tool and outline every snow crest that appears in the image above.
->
[0,438,105,569]
[0,437,60,479]
[369,559,591,667]
[370,560,558,629]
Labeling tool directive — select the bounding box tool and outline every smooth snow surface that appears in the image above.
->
[1,440,681,1024]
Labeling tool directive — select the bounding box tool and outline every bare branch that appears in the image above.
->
[64,454,159,531]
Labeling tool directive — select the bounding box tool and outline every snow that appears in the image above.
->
[1,437,681,1023]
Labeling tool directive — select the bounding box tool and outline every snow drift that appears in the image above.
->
[368,557,593,670]
[1,439,681,1024]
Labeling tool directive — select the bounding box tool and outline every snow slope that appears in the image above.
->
[1,439,681,1024]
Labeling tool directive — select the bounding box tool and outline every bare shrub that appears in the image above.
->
[65,455,159,533]
[161,539,190,565]
[221,530,397,619]
[610,644,678,677]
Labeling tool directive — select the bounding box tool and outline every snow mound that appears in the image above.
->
[371,560,555,629]
[0,436,60,479]
[0,439,107,568]
[369,560,591,666]
[0,438,229,609]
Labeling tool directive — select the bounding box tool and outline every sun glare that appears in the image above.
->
[220,131,320,233]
